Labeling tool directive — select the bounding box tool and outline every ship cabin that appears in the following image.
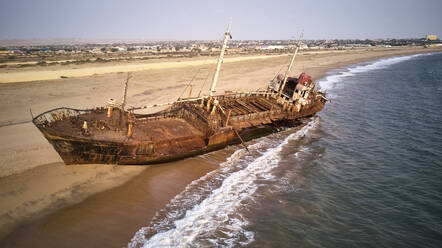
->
[268,72,315,103]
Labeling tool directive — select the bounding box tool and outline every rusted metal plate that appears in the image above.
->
[33,90,326,165]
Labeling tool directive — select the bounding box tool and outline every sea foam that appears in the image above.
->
[318,53,429,92]
[129,118,319,248]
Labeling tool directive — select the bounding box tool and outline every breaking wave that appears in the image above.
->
[318,53,432,93]
[128,118,319,248]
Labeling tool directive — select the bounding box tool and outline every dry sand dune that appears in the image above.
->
[0,46,441,241]
[0,55,284,83]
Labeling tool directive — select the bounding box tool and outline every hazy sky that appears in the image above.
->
[0,0,441,40]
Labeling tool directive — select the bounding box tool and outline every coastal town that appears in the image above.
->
[0,36,440,66]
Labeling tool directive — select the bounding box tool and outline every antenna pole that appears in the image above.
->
[209,19,232,98]
[121,73,132,111]
[277,31,304,99]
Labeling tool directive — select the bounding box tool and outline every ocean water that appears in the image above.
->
[129,52,442,248]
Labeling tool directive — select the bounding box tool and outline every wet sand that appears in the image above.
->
[0,46,441,247]
[0,153,225,248]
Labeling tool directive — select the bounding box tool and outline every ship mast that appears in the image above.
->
[121,73,132,111]
[209,19,232,98]
[277,31,304,99]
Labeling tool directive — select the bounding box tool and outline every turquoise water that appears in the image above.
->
[130,52,442,247]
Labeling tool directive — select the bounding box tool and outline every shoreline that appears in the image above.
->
[1,47,442,246]
[1,47,439,84]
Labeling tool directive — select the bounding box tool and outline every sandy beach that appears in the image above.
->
[0,55,287,83]
[1,46,441,246]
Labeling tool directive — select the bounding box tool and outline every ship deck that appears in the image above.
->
[36,107,204,144]
[131,118,204,142]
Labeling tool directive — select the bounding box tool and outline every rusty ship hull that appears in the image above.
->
[33,92,326,165]
[32,23,328,165]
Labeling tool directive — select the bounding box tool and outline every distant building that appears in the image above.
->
[90,48,102,54]
[426,35,437,41]
[112,47,127,52]
[199,45,209,51]
[0,49,20,54]
[261,45,288,50]
[300,43,308,49]
[161,46,176,52]
[307,46,321,50]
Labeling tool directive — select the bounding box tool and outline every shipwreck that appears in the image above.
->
[32,22,328,165]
